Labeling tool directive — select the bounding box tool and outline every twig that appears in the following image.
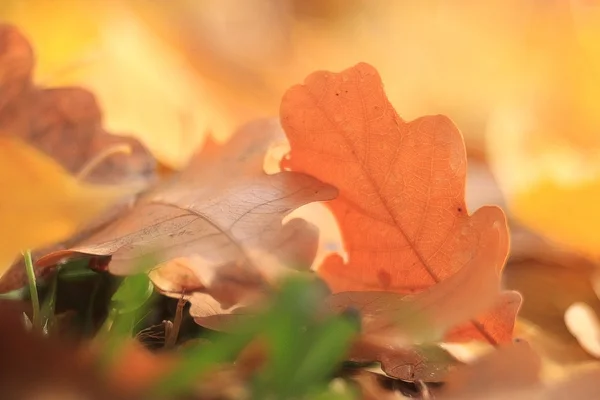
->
[164,296,187,349]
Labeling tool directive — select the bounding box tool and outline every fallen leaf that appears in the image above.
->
[37,119,337,309]
[326,216,510,342]
[280,62,508,293]
[0,24,155,186]
[458,162,600,364]
[350,340,457,382]
[280,62,516,343]
[439,339,600,400]
[505,254,600,345]
[326,292,520,381]
[444,292,521,344]
[513,320,600,383]
[441,341,541,398]
[2,2,274,169]
[0,137,135,276]
[0,24,155,286]
[323,217,517,379]
[0,23,32,111]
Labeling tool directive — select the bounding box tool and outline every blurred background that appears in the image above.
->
[1,0,598,233]
[2,0,600,376]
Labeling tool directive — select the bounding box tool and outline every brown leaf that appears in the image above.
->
[439,341,600,400]
[441,341,541,399]
[0,24,155,290]
[0,24,33,111]
[37,119,337,310]
[505,226,600,345]
[350,339,457,382]
[0,24,155,186]
[18,87,156,185]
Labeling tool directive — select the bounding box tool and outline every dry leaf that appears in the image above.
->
[1,2,272,169]
[505,254,600,345]
[324,218,517,379]
[441,342,541,399]
[280,62,508,293]
[0,23,154,286]
[439,340,600,400]
[0,24,155,186]
[37,119,337,309]
[326,218,511,342]
[280,62,516,343]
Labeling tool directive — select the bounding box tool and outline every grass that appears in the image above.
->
[22,249,41,330]
[17,252,370,399]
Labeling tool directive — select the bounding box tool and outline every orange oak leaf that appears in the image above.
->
[325,215,519,379]
[280,62,517,344]
[280,62,508,293]
[326,211,509,340]
[36,119,337,307]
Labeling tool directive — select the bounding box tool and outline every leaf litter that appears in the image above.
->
[1,16,600,400]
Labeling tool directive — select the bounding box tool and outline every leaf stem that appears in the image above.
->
[22,249,41,330]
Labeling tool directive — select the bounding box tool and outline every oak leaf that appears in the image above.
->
[37,120,337,307]
[280,61,515,325]
[278,63,520,379]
